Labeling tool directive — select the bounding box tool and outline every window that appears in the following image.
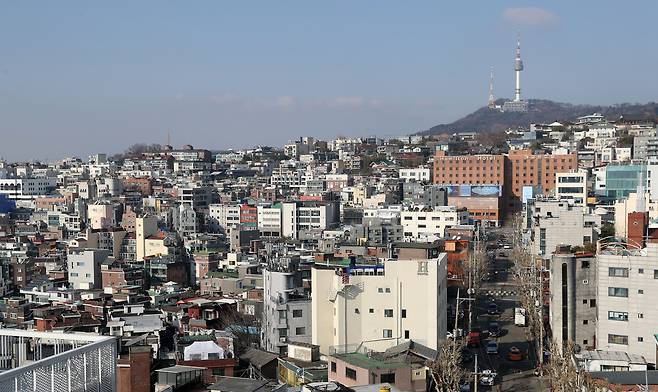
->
[638,289,644,294]
[401,309,407,318]
[583,340,588,345]
[385,288,391,293]
[404,330,410,339]
[582,299,588,305]
[590,299,596,308]
[383,329,393,338]
[608,311,628,321]
[345,367,357,380]
[654,269,658,279]
[608,287,628,297]
[279,329,287,337]
[331,362,337,372]
[583,320,588,325]
[295,327,306,335]
[639,268,644,274]
[581,260,590,269]
[639,313,644,319]
[292,309,303,318]
[212,368,225,376]
[384,309,393,318]
[380,373,396,383]
[609,267,629,277]
[369,308,374,314]
[608,334,628,345]
[638,337,644,342]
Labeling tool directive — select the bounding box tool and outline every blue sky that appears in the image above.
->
[0,1,656,161]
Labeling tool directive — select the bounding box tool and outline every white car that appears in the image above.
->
[479,370,497,386]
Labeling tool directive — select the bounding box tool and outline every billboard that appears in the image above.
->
[438,184,502,198]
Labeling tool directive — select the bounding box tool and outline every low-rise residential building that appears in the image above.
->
[400,206,468,242]
[312,254,448,354]
[529,199,600,258]
[596,243,658,365]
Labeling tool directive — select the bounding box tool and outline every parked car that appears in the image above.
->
[467,331,481,348]
[480,370,497,386]
[459,379,471,392]
[488,322,500,337]
[487,303,499,315]
[507,346,524,361]
[486,341,499,355]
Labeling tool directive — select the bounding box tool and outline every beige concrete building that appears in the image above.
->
[136,215,158,261]
[312,254,448,354]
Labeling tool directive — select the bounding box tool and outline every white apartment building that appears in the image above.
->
[647,160,658,202]
[208,204,241,233]
[262,262,312,355]
[87,202,116,230]
[67,248,109,290]
[363,206,402,222]
[530,199,600,258]
[0,178,56,200]
[312,254,448,354]
[281,201,338,239]
[271,167,303,187]
[400,206,468,242]
[596,243,658,365]
[555,172,587,206]
[399,167,431,183]
[592,166,607,195]
[257,204,282,237]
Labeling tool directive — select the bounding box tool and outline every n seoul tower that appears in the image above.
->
[502,34,528,112]
[514,33,523,102]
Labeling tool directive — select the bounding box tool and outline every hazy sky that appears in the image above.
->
[1,1,656,162]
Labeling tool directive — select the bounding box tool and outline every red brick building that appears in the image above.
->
[117,346,152,392]
[434,149,578,213]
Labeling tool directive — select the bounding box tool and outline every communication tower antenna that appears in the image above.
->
[488,67,495,108]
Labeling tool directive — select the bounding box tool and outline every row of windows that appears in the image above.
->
[276,327,306,337]
[609,266,658,279]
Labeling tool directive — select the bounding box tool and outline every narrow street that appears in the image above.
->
[461,228,544,391]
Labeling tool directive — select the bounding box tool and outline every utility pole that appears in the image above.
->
[468,257,473,330]
[474,353,478,392]
[454,287,461,335]
[538,256,544,376]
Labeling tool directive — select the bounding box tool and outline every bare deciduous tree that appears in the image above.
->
[545,339,612,392]
[509,213,543,367]
[428,339,466,392]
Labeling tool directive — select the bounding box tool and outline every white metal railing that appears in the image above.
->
[0,329,117,392]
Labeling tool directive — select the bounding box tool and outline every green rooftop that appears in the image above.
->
[335,352,406,370]
[206,270,239,279]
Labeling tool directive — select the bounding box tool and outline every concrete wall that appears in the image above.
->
[312,255,447,354]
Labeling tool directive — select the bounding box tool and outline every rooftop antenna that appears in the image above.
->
[488,67,495,108]
[167,131,171,147]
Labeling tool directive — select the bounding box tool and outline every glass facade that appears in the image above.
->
[605,164,646,199]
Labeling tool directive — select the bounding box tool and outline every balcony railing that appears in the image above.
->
[0,329,117,392]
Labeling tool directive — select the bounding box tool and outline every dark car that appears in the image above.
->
[488,322,500,337]
[461,349,474,363]
[487,303,499,315]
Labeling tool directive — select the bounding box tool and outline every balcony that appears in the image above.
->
[0,328,117,392]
